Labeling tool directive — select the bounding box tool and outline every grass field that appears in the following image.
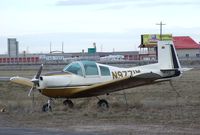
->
[0,69,200,134]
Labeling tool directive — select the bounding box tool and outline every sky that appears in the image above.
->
[0,0,200,54]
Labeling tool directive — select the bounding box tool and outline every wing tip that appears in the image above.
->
[10,76,19,81]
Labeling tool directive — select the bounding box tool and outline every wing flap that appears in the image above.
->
[10,76,33,87]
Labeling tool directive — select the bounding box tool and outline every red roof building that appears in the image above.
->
[173,36,200,49]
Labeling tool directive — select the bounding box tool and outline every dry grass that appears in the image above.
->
[0,68,200,134]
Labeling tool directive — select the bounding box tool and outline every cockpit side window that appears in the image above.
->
[63,63,83,76]
[99,66,110,76]
[82,61,99,76]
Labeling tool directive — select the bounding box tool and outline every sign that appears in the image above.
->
[39,55,64,61]
[141,34,172,47]
[88,48,96,54]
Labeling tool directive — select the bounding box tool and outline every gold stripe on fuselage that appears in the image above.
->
[41,86,86,98]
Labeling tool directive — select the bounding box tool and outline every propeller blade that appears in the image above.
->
[35,64,43,79]
[28,64,43,97]
[28,86,34,97]
[31,87,35,111]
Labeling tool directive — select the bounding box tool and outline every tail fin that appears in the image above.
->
[158,40,181,70]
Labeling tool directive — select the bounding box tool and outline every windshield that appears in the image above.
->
[63,61,100,76]
[63,62,83,76]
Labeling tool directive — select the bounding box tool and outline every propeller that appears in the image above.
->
[28,64,43,97]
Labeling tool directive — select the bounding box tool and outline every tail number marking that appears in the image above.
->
[112,70,141,79]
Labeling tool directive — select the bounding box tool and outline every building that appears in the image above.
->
[173,36,200,59]
[8,38,19,57]
[39,51,139,63]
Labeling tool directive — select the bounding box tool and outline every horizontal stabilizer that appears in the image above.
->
[181,68,193,72]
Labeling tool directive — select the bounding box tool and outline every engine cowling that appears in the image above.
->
[37,75,71,89]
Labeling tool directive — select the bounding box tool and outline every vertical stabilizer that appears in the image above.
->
[158,41,181,70]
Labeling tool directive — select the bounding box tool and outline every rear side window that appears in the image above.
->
[100,66,110,76]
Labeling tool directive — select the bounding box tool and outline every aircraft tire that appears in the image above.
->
[63,99,74,108]
[97,99,109,109]
[42,103,52,112]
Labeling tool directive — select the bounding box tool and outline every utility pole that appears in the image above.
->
[62,42,64,53]
[154,21,166,60]
[50,42,52,53]
[156,21,166,40]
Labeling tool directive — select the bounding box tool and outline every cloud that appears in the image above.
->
[56,0,135,6]
[55,0,200,9]
[137,1,200,7]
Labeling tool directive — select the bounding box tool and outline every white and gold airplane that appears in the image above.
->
[10,41,182,112]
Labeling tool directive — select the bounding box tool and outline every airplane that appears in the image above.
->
[10,41,183,112]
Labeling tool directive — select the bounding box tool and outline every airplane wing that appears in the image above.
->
[71,72,162,98]
[10,77,33,87]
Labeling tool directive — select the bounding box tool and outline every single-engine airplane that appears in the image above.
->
[10,41,182,112]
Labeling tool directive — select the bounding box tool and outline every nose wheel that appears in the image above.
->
[42,99,52,112]
[97,99,109,110]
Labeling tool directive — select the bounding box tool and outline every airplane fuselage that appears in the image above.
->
[38,62,179,98]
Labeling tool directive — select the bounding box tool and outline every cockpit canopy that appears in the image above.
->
[63,61,110,77]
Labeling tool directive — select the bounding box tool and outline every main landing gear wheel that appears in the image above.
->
[42,103,52,112]
[97,99,109,110]
[63,99,74,108]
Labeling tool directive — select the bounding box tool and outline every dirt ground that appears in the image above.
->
[0,69,200,134]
